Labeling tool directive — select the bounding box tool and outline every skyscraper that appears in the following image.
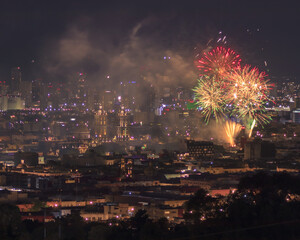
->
[95,105,108,141]
[117,105,130,141]
[20,81,32,108]
[10,67,22,93]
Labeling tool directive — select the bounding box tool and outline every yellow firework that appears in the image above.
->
[228,65,272,125]
[194,76,227,123]
[248,119,256,138]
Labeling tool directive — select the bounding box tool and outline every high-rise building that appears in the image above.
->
[0,81,8,96]
[117,105,130,141]
[76,73,87,98]
[69,72,90,111]
[292,109,300,123]
[10,67,22,93]
[7,95,25,110]
[101,90,115,111]
[244,140,276,161]
[31,78,46,110]
[20,81,32,108]
[87,89,95,111]
[0,96,8,111]
[95,105,108,141]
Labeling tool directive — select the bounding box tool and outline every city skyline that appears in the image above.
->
[0,2,300,240]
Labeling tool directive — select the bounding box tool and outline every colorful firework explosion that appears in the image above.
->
[228,65,272,126]
[193,75,228,123]
[196,47,241,77]
[194,47,274,144]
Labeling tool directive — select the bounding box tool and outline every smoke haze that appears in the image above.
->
[41,17,199,92]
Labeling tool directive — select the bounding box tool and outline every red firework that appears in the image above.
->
[197,47,241,77]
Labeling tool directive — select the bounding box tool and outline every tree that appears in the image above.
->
[184,188,216,224]
[130,209,149,231]
[30,200,46,212]
[0,203,22,239]
[226,172,300,238]
[61,211,86,240]
[139,218,169,240]
[88,224,111,240]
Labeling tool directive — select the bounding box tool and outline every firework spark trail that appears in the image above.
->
[224,120,242,146]
[248,119,256,138]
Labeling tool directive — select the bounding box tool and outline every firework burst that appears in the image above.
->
[194,47,274,143]
[197,47,241,77]
[228,65,273,126]
[193,75,228,123]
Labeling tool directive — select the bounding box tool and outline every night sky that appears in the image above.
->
[0,0,299,83]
